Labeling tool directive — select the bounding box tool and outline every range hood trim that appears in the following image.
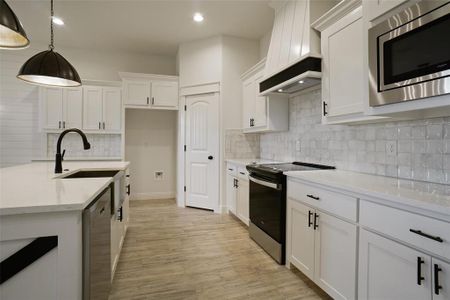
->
[259,54,322,96]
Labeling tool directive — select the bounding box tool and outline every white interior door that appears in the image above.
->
[103,88,122,132]
[185,93,219,211]
[63,88,82,129]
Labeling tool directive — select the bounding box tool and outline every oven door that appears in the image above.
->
[369,1,450,106]
[249,174,285,243]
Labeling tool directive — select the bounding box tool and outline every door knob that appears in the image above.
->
[208,156,214,160]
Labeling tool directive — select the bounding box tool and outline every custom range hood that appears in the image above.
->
[260,0,338,96]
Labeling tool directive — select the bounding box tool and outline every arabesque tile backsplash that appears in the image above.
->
[259,88,450,184]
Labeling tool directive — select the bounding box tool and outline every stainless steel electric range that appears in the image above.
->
[246,162,335,264]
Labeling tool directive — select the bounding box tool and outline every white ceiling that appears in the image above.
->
[9,0,274,56]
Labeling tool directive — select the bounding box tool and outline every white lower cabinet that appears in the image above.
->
[226,163,249,226]
[287,197,357,300]
[359,229,431,300]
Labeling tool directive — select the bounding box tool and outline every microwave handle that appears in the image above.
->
[249,175,280,190]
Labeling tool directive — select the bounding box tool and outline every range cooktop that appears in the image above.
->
[247,161,335,176]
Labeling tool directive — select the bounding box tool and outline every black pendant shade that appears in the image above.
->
[0,0,30,49]
[17,49,82,87]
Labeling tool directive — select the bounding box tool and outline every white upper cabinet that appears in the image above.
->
[124,81,150,106]
[152,81,179,108]
[120,72,179,110]
[83,86,122,133]
[41,87,82,130]
[103,88,122,132]
[314,3,387,124]
[241,59,289,133]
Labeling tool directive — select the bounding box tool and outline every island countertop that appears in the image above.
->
[0,161,130,216]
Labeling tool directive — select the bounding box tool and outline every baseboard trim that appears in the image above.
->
[131,192,176,200]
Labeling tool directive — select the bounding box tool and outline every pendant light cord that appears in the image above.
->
[49,0,54,50]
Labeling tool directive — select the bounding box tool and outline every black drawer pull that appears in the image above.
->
[307,194,320,200]
[228,168,233,171]
[417,257,425,285]
[313,213,319,230]
[239,172,245,175]
[126,184,130,195]
[410,229,443,243]
[434,264,443,295]
[308,211,313,227]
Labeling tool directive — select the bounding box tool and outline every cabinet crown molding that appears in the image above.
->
[241,58,267,80]
[312,0,362,32]
[118,72,178,82]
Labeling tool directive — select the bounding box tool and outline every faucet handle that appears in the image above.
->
[61,149,66,161]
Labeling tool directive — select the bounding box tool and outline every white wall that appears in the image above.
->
[177,36,222,88]
[0,44,177,167]
[125,109,177,200]
[259,30,272,59]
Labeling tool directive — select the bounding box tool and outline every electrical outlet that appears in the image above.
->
[295,140,301,152]
[154,171,163,180]
[386,141,397,156]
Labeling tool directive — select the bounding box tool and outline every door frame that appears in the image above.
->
[177,82,221,212]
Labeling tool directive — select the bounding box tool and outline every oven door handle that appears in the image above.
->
[249,175,280,190]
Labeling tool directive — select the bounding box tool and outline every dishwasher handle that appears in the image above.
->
[249,175,281,190]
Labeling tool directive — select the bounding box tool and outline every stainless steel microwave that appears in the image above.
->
[369,0,450,107]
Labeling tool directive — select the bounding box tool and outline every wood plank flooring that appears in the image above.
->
[109,199,331,300]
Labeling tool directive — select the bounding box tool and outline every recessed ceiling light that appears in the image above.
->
[278,89,283,92]
[298,80,304,84]
[193,13,204,23]
[52,16,64,26]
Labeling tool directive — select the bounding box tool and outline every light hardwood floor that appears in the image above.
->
[109,199,331,300]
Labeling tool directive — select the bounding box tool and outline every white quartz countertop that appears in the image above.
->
[225,158,281,166]
[284,170,450,217]
[0,161,130,216]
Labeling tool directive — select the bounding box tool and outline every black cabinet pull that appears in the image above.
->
[308,211,313,227]
[118,206,123,222]
[239,172,245,175]
[410,229,443,243]
[147,97,149,105]
[323,101,328,116]
[434,264,443,295]
[307,194,320,200]
[417,257,425,285]
[126,174,130,178]
[228,168,233,171]
[313,213,319,230]
[126,184,130,195]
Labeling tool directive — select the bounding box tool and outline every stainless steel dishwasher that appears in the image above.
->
[82,186,111,300]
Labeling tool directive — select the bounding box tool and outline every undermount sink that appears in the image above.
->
[61,170,119,179]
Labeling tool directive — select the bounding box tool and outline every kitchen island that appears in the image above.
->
[0,161,130,300]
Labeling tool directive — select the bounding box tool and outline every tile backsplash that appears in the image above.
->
[47,133,122,158]
[260,88,450,184]
[225,129,260,159]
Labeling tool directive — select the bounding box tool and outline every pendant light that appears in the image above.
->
[0,0,30,49]
[17,0,81,87]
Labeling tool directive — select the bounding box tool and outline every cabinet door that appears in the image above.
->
[287,199,315,279]
[253,72,267,128]
[236,178,249,226]
[151,81,178,108]
[124,81,150,106]
[359,229,432,300]
[63,88,82,129]
[42,87,63,130]
[83,86,103,131]
[226,174,237,215]
[242,78,254,130]
[432,258,450,300]
[103,88,121,132]
[322,7,364,118]
[314,212,357,300]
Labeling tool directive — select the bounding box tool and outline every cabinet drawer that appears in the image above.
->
[287,179,357,222]
[360,200,450,259]
[237,167,249,180]
[226,163,237,177]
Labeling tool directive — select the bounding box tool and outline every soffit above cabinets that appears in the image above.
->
[261,0,339,96]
